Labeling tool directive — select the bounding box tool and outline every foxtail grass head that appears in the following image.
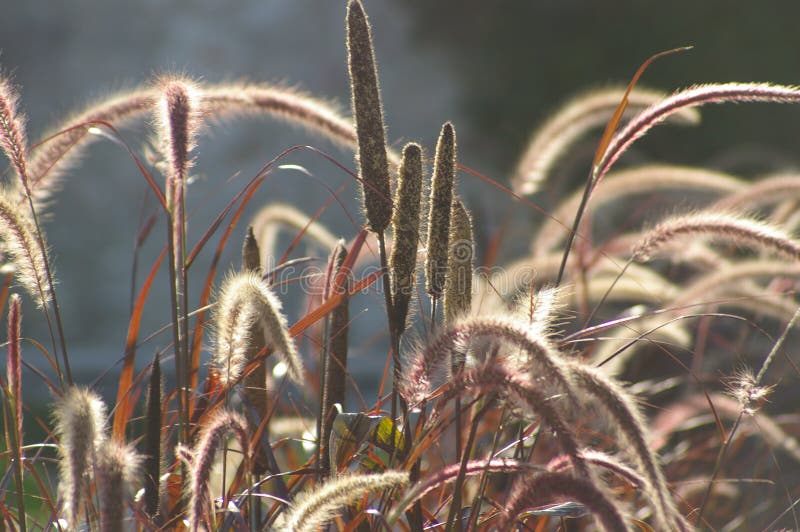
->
[97,441,140,532]
[443,198,473,325]
[185,409,250,532]
[0,76,30,188]
[346,0,392,234]
[214,271,304,387]
[425,122,457,298]
[390,142,423,330]
[0,192,52,307]
[53,387,108,529]
[282,470,409,532]
[155,77,202,189]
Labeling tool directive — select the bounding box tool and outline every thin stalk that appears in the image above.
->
[466,403,506,532]
[27,200,72,385]
[445,399,488,532]
[696,303,800,525]
[555,167,594,288]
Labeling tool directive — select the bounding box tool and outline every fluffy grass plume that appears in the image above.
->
[26,87,157,204]
[213,271,304,386]
[402,316,573,406]
[0,76,30,188]
[566,361,687,532]
[53,387,108,529]
[186,409,250,531]
[632,211,800,262]
[97,441,140,532]
[512,86,700,195]
[347,0,392,234]
[425,121,457,298]
[443,198,474,325]
[499,471,628,531]
[282,470,409,532]
[597,83,800,181]
[389,142,423,330]
[0,186,52,308]
[437,364,590,479]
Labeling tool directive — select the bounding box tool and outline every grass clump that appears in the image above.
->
[2,2,800,530]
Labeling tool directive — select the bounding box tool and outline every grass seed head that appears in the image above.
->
[425,121,457,298]
[347,0,392,234]
[390,142,423,330]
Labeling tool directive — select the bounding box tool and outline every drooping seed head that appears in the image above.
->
[389,142,423,330]
[214,271,304,387]
[0,193,52,307]
[566,361,687,531]
[282,471,409,532]
[186,409,250,532]
[632,211,800,262]
[425,122,457,298]
[0,76,30,187]
[347,0,392,234]
[512,86,700,195]
[499,471,628,531]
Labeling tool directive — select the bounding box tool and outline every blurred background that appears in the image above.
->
[2,0,800,393]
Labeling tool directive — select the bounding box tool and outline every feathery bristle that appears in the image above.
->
[387,459,534,525]
[425,122,457,297]
[443,198,474,325]
[187,410,250,532]
[97,441,139,532]
[437,364,589,479]
[499,471,628,532]
[282,471,409,532]
[214,271,304,387]
[0,77,30,186]
[402,316,574,406]
[53,387,108,529]
[347,0,392,234]
[512,86,700,195]
[597,82,800,181]
[389,142,423,330]
[156,78,202,188]
[632,211,800,262]
[27,88,156,205]
[0,193,52,307]
[566,361,686,531]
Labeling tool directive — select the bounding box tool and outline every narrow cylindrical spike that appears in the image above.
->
[319,241,350,477]
[425,122,457,298]
[390,143,423,331]
[346,0,392,234]
[142,353,162,520]
[242,225,262,272]
[443,199,474,326]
